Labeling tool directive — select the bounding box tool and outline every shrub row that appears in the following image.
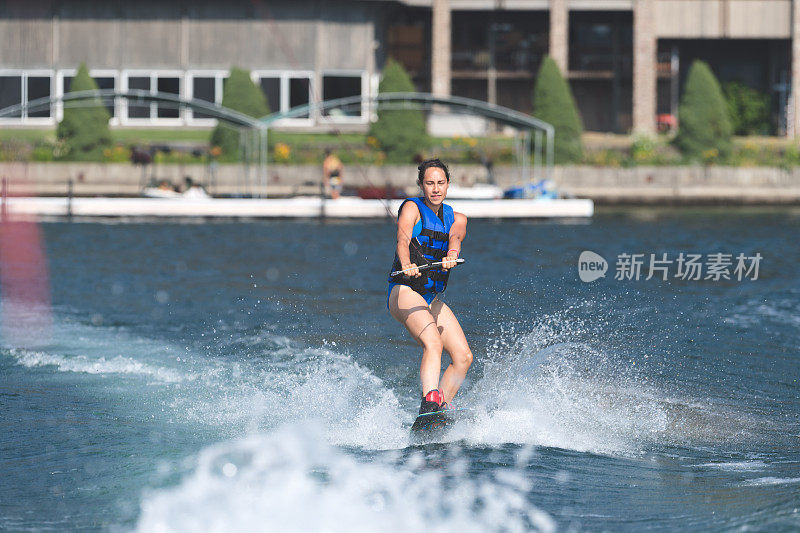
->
[31,59,795,167]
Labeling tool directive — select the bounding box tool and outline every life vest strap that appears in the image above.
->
[418,227,449,243]
[416,243,448,260]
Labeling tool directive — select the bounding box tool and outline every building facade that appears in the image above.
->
[384,0,796,135]
[1,0,798,136]
[0,0,379,129]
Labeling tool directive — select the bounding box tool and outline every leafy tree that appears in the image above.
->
[210,67,269,157]
[532,55,583,164]
[369,58,427,163]
[674,61,733,160]
[723,81,771,136]
[56,63,111,160]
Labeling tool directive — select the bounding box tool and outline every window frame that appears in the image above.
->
[251,70,314,127]
[320,70,368,124]
[120,69,185,126]
[0,69,56,125]
[56,69,120,125]
[186,69,227,126]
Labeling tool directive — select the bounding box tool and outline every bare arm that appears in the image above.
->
[443,212,467,269]
[396,201,421,277]
[322,159,330,190]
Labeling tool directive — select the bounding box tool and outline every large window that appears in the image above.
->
[0,72,53,122]
[569,11,633,73]
[259,77,280,114]
[288,77,310,117]
[123,72,183,123]
[190,75,216,120]
[451,12,548,73]
[253,72,313,123]
[322,74,363,118]
[157,77,180,118]
[62,71,117,119]
[27,77,52,118]
[127,76,152,119]
[0,76,22,118]
[187,72,226,122]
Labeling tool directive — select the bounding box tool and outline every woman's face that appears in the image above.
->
[421,167,449,207]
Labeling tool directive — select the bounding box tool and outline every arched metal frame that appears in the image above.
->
[1,90,554,198]
[262,92,554,189]
[0,89,269,197]
[1,89,265,128]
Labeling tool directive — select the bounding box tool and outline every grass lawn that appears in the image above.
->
[0,128,55,143]
[111,128,212,143]
[2,127,797,167]
[0,127,211,144]
[0,127,368,146]
[269,131,367,145]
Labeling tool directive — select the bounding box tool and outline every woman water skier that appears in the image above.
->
[387,158,473,416]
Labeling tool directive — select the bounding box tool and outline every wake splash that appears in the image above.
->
[136,424,556,533]
[10,348,184,382]
[170,343,410,449]
[450,310,760,455]
[3,315,412,449]
[4,306,756,456]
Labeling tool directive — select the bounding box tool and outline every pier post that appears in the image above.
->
[319,172,326,220]
[633,0,657,134]
[67,178,73,219]
[549,0,569,74]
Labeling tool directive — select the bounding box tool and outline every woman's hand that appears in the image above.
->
[441,252,459,270]
[402,263,421,277]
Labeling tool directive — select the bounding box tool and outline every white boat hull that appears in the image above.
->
[3,196,594,219]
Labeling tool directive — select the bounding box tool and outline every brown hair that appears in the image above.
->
[416,158,450,186]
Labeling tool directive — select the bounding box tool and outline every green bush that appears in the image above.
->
[532,56,583,164]
[674,61,733,161]
[369,58,427,163]
[210,67,269,158]
[56,63,111,160]
[102,144,132,163]
[723,81,771,136]
[31,142,56,162]
[783,144,800,168]
[584,149,622,167]
[631,135,657,164]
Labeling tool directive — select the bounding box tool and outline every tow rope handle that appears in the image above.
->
[390,258,465,278]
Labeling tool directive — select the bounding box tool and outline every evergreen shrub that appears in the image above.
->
[674,61,733,161]
[57,63,112,160]
[368,58,427,163]
[210,67,270,157]
[532,56,583,164]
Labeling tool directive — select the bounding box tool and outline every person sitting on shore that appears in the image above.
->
[322,149,344,200]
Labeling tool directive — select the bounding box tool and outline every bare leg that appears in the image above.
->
[430,299,473,404]
[388,285,443,395]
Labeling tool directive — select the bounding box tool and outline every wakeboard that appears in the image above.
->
[410,407,473,434]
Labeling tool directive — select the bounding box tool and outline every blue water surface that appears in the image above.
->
[1,207,799,531]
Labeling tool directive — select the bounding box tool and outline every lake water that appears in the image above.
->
[1,207,799,531]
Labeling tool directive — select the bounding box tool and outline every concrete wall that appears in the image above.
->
[0,0,376,71]
[556,165,800,203]
[3,162,800,204]
[394,0,631,8]
[398,0,792,40]
[0,17,53,68]
[4,0,794,71]
[655,0,792,39]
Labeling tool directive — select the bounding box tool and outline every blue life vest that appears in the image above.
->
[388,197,455,297]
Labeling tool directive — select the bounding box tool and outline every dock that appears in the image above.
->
[2,196,594,219]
